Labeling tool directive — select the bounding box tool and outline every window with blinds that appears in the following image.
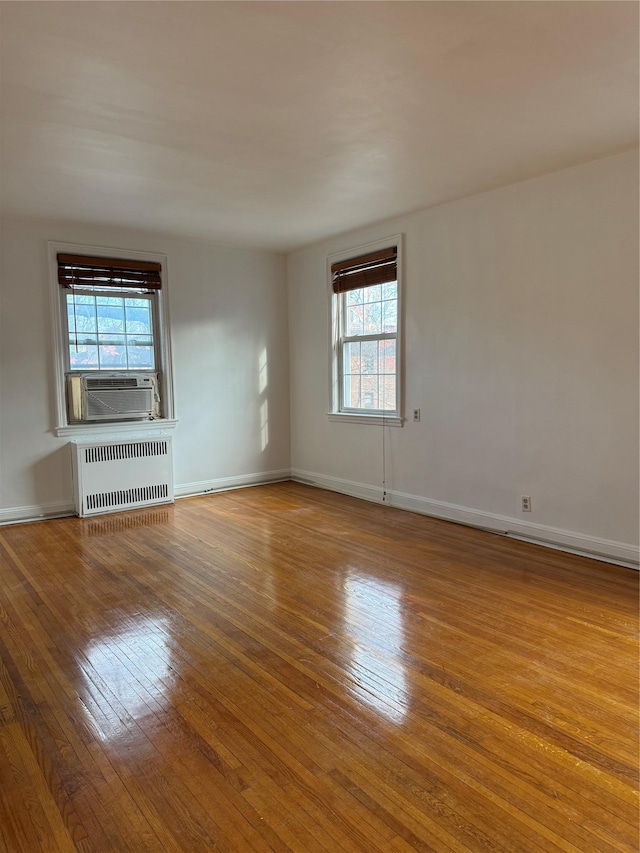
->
[58,254,162,373]
[330,241,401,420]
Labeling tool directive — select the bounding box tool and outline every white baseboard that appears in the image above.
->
[0,469,292,525]
[0,501,75,526]
[4,473,637,570]
[175,468,291,499]
[290,471,383,505]
[291,469,639,569]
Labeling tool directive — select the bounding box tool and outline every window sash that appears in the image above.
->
[339,340,398,414]
[338,282,398,415]
[63,287,159,373]
[341,332,396,345]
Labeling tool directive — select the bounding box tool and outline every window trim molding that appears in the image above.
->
[327,413,403,427]
[54,419,179,439]
[327,234,403,425]
[48,241,177,437]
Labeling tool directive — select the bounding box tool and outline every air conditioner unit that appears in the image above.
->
[66,373,160,423]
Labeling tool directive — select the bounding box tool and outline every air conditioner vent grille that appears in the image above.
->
[86,389,154,419]
[86,484,169,512]
[85,376,140,389]
[84,441,168,464]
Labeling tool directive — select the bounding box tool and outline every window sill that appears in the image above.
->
[327,413,404,427]
[55,418,179,438]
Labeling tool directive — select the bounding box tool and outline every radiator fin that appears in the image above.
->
[86,484,169,512]
[84,440,168,464]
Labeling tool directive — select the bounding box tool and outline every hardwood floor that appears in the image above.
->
[0,481,637,852]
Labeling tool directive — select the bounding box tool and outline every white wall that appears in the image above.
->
[1,152,637,564]
[287,151,639,563]
[0,217,290,519]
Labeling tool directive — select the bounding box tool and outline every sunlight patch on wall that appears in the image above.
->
[260,400,269,451]
[259,347,269,450]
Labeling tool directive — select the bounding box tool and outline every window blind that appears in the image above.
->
[57,254,162,290]
[331,247,397,294]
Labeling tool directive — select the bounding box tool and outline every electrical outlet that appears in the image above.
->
[413,408,421,422]
[521,495,532,512]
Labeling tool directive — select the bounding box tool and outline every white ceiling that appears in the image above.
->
[1,1,637,252]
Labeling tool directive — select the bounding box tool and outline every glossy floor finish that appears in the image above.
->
[0,482,637,852]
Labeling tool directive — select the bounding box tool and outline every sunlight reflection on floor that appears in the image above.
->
[80,615,174,741]
[344,572,409,724]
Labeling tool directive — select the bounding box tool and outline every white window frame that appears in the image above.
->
[328,235,404,426]
[48,241,177,437]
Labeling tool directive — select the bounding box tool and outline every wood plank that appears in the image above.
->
[0,481,637,852]
[0,723,76,852]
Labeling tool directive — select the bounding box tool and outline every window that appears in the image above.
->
[49,244,176,435]
[59,255,161,373]
[330,239,402,424]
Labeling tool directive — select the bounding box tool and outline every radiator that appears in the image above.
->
[70,437,174,517]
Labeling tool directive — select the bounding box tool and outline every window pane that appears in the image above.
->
[379,339,396,373]
[71,307,98,333]
[361,340,378,375]
[98,339,127,367]
[346,305,364,336]
[344,341,361,374]
[382,299,397,333]
[364,303,382,334]
[67,296,97,333]
[343,374,361,409]
[67,304,76,336]
[381,281,397,300]
[362,284,381,302]
[69,345,98,369]
[127,335,154,369]
[361,374,379,409]
[342,341,363,408]
[381,376,396,411]
[96,298,125,332]
[128,344,154,369]
[347,290,364,307]
[125,303,151,334]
